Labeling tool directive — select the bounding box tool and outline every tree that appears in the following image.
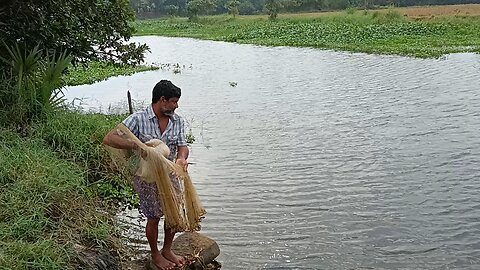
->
[130,0,156,13]
[264,0,282,19]
[187,0,217,19]
[238,0,257,14]
[225,0,240,17]
[166,4,181,16]
[0,0,149,66]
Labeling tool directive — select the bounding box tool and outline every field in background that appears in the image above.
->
[133,4,480,58]
[396,4,480,18]
[272,4,480,19]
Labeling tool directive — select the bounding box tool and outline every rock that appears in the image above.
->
[74,244,120,270]
[173,232,220,270]
[146,232,220,270]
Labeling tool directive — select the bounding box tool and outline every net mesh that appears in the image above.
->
[107,123,206,232]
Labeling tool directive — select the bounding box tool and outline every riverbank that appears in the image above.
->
[132,4,480,58]
[0,110,133,268]
[0,64,145,268]
[65,61,159,86]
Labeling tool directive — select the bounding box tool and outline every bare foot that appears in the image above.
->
[152,251,176,270]
[161,249,186,267]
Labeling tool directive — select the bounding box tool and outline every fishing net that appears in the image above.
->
[106,123,206,232]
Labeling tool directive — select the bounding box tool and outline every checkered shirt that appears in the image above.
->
[122,105,187,161]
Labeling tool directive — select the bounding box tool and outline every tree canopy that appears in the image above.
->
[130,0,480,17]
[0,0,148,65]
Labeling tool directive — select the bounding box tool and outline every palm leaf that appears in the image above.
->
[39,50,73,112]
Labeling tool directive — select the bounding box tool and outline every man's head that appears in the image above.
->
[152,80,181,116]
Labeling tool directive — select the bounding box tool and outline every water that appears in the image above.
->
[65,37,480,269]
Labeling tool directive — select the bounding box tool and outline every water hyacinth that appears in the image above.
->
[132,13,480,58]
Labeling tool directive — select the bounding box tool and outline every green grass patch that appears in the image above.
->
[0,128,120,269]
[0,109,141,269]
[64,61,159,86]
[32,110,139,206]
[132,13,480,57]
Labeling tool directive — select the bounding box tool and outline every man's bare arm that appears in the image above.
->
[177,145,189,160]
[103,129,137,150]
[176,145,189,171]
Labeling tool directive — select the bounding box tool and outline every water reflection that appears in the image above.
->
[66,37,480,269]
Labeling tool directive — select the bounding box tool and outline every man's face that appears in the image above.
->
[160,96,179,116]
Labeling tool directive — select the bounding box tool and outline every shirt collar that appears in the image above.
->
[147,105,156,119]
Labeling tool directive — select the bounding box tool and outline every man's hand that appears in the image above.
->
[176,157,188,171]
[138,142,157,159]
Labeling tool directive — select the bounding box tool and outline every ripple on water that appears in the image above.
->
[68,37,480,270]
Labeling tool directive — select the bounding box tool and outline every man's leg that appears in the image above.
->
[161,226,186,267]
[146,218,175,270]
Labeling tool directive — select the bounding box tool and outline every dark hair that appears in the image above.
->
[152,80,181,104]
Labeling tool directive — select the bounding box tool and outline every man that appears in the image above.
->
[103,80,189,270]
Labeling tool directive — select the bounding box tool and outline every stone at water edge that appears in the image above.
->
[74,244,120,270]
[146,232,220,270]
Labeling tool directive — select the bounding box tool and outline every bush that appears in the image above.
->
[0,44,71,128]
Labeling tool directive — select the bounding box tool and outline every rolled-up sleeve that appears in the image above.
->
[121,114,139,138]
[177,117,187,146]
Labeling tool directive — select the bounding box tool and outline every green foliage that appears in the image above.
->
[89,179,140,208]
[32,110,140,205]
[187,0,218,19]
[33,110,124,182]
[64,61,159,86]
[132,14,480,58]
[128,0,480,18]
[323,0,349,10]
[346,7,357,15]
[372,8,405,23]
[166,4,181,16]
[226,0,241,17]
[0,0,148,66]
[264,0,282,19]
[187,131,197,144]
[0,44,72,127]
[0,128,119,269]
[0,240,68,269]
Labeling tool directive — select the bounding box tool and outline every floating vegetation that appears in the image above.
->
[64,61,158,86]
[151,62,193,74]
[132,13,480,58]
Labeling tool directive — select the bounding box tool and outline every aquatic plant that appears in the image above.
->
[64,61,158,86]
[131,12,480,58]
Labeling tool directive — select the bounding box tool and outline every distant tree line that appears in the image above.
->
[130,0,480,18]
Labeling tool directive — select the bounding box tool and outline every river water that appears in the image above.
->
[65,37,480,269]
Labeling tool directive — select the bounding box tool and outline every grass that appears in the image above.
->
[0,128,110,269]
[0,110,138,269]
[33,110,139,206]
[132,9,480,58]
[0,24,166,270]
[64,61,159,86]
